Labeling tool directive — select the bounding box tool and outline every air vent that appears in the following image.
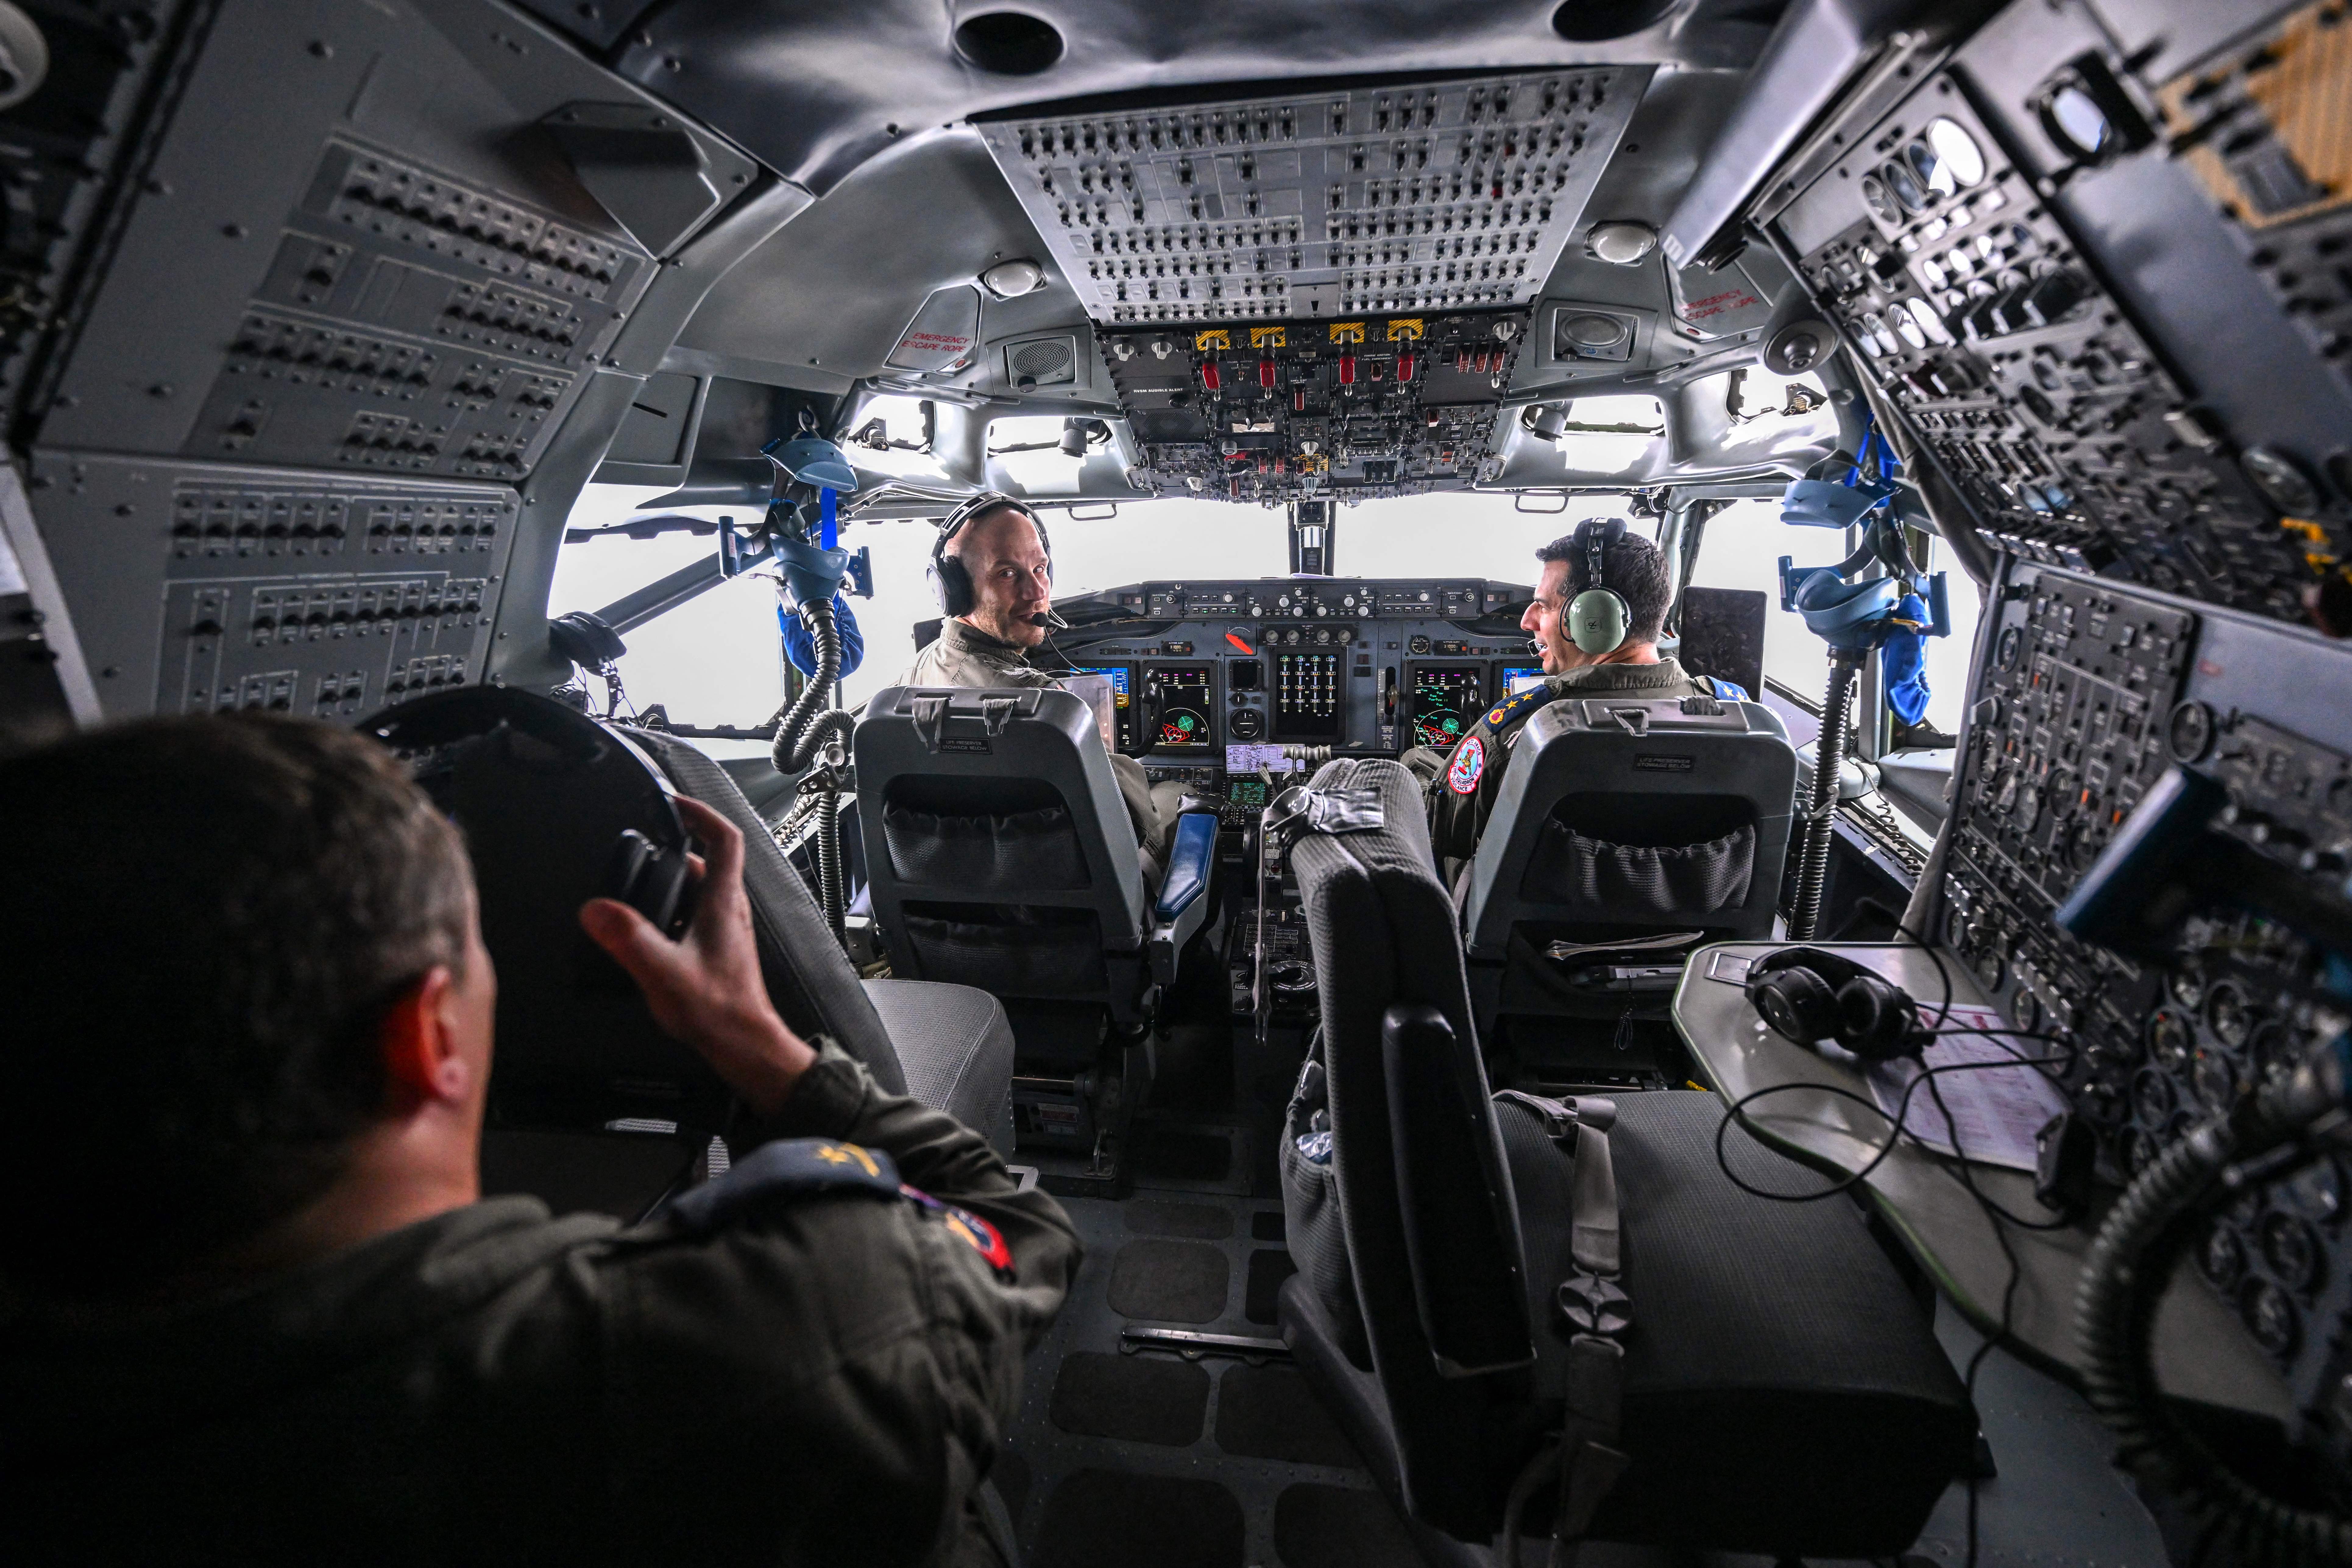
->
[1004,334,1080,388]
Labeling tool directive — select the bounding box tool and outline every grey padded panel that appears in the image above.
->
[620,726,909,1097]
[855,686,1153,1019]
[862,980,1016,1158]
[1465,696,1798,958]
[1493,1090,1975,1556]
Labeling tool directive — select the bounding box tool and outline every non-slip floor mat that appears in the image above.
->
[1033,1469,1246,1568]
[1272,1482,1422,1568]
[1245,1247,1298,1325]
[1048,1351,1211,1447]
[1134,1125,1234,1182]
[1106,1238,1231,1322]
[1214,1363,1364,1468]
[1126,1198,1235,1239]
[1251,1209,1288,1243]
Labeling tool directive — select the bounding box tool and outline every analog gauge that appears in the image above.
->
[2146,1009,2194,1072]
[2262,1213,2322,1292]
[1861,174,1900,227]
[1881,158,1928,212]
[1903,139,1948,203]
[2284,1158,2344,1224]
[2131,1066,2176,1125]
[2166,699,2216,763]
[2205,981,2254,1049]
[2193,1049,2239,1110]
[1921,256,1948,289]
[2013,990,2041,1034]
[1906,296,1953,345]
[1974,949,2005,991]
[1924,117,1988,189]
[1227,708,1265,742]
[2043,83,2112,162]
[2199,1223,2246,1288]
[1894,309,1928,349]
[1997,625,2023,668]
[2169,963,2208,1011]
[2242,1278,2299,1358]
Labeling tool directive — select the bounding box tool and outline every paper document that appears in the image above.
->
[1864,1003,2070,1172]
[1057,674,1118,751]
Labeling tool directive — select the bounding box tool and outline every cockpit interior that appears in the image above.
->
[5,0,2351,1563]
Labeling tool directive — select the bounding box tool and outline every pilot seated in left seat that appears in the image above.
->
[903,491,1182,867]
[1408,521,1721,881]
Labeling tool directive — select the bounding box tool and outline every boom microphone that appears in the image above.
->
[1031,609,1070,630]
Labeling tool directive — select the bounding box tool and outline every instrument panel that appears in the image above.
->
[1945,559,2352,1412]
[1050,576,1536,814]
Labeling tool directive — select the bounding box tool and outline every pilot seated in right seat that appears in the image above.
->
[1408,520,1722,882]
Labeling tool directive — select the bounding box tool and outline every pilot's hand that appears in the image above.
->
[579,794,817,1117]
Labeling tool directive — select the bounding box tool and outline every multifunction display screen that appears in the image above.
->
[1411,667,1485,749]
[1076,665,1131,704]
[1151,666,1214,749]
[1501,665,1546,696]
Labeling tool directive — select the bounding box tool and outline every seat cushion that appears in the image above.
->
[1497,1089,1974,1557]
[862,979,1016,1157]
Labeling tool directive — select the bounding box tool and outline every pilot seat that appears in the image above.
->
[1275,757,1970,1560]
[1460,693,1797,1085]
[854,685,1217,1174]
[364,688,1017,1226]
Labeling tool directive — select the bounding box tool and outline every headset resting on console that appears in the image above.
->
[1743,946,1930,1063]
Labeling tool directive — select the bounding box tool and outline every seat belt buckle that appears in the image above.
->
[1554,1269,1632,1340]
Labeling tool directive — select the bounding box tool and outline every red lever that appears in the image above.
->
[1259,357,1277,389]
[1292,386,1306,412]
[1338,354,1356,385]
[1397,352,1416,382]
[1200,360,1220,393]
[1225,631,1255,653]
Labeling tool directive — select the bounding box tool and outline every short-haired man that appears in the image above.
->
[903,496,1181,861]
[1412,524,1720,875]
[0,714,1076,1564]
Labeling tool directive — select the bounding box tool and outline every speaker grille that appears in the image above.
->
[1009,337,1077,384]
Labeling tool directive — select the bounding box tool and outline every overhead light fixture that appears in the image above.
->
[981,257,1046,297]
[1585,221,1657,265]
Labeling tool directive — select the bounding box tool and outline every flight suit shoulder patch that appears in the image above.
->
[1481,686,1549,730]
[1447,734,1486,795]
[661,1138,903,1232]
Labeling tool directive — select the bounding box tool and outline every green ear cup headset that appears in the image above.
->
[1566,518,1630,655]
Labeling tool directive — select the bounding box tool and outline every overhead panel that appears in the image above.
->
[975,69,1651,328]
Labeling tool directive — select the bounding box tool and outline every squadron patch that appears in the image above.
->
[1447,735,1486,795]
[902,1184,1018,1279]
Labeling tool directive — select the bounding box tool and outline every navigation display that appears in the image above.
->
[1151,666,1214,749]
[1502,666,1546,696]
[1410,667,1485,749]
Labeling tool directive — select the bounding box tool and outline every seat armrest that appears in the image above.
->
[1149,812,1217,983]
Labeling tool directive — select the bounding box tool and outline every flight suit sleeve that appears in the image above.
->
[595,1044,1079,1566]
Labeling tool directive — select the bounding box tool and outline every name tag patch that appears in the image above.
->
[1447,735,1486,795]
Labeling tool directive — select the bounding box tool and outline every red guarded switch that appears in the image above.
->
[1259,357,1277,389]
[1200,360,1220,393]
[1397,352,1416,382]
[1338,354,1356,385]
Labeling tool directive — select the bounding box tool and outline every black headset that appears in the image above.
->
[1743,947,1930,1062]
[928,491,1053,617]
[1565,518,1631,655]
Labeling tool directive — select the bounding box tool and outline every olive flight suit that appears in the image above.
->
[1,1042,1079,1567]
[1412,656,1722,879]
[903,616,1182,865]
